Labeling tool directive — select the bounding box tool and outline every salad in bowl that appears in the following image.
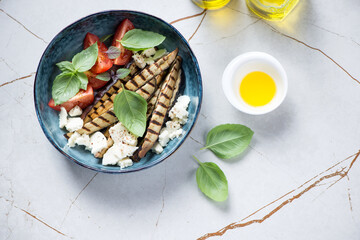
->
[34,11,202,173]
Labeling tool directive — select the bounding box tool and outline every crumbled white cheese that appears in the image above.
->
[165,120,181,131]
[67,132,80,147]
[113,143,138,160]
[67,132,91,150]
[118,157,133,169]
[102,146,119,165]
[59,107,68,128]
[142,47,156,57]
[152,142,164,154]
[158,121,184,147]
[69,105,83,117]
[158,129,170,147]
[169,128,183,140]
[132,53,146,69]
[109,123,137,146]
[65,117,83,132]
[102,143,138,166]
[75,134,91,150]
[169,95,191,124]
[89,132,108,155]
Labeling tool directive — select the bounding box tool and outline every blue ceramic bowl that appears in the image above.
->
[34,10,202,173]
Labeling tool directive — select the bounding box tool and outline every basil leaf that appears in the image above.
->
[105,46,121,59]
[52,72,80,105]
[76,72,88,90]
[99,34,113,43]
[202,124,254,159]
[116,68,131,79]
[120,29,166,51]
[96,72,111,81]
[56,61,75,72]
[195,156,228,202]
[113,87,147,137]
[72,43,98,72]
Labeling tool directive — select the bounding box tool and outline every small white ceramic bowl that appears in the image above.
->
[222,52,288,115]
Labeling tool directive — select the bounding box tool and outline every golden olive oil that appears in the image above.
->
[192,0,231,10]
[240,71,276,107]
[246,0,299,21]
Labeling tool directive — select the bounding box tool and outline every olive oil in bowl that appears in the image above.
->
[240,71,277,107]
[222,52,288,115]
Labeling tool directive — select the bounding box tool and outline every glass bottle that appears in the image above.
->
[192,0,231,10]
[246,0,299,21]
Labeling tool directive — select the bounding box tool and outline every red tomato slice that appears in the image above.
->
[48,85,94,112]
[84,33,107,51]
[112,19,135,66]
[84,71,108,90]
[84,33,113,74]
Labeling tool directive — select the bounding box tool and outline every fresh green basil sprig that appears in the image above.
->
[195,124,253,202]
[113,84,147,137]
[119,29,166,51]
[202,124,254,159]
[52,43,98,105]
[195,156,228,202]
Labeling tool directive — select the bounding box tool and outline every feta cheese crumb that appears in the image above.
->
[89,132,108,155]
[169,128,183,140]
[67,132,91,149]
[65,117,83,132]
[102,143,138,166]
[132,53,146,69]
[118,158,133,169]
[59,107,68,128]
[169,95,191,124]
[102,146,118,165]
[165,120,181,131]
[75,134,91,150]
[159,129,170,147]
[67,132,80,147]
[109,123,138,146]
[158,121,184,147]
[142,48,156,57]
[152,142,164,154]
[68,105,83,117]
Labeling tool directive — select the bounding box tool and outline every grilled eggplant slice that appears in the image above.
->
[135,71,166,101]
[125,48,178,91]
[66,109,118,138]
[133,56,182,161]
[169,69,182,107]
[87,69,167,123]
[86,88,121,123]
[84,62,139,123]
[146,87,161,119]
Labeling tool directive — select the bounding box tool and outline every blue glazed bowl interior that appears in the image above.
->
[34,10,202,173]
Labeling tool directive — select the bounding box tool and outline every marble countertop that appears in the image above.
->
[1,0,360,239]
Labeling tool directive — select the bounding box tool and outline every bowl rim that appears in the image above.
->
[222,51,287,115]
[34,10,203,174]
